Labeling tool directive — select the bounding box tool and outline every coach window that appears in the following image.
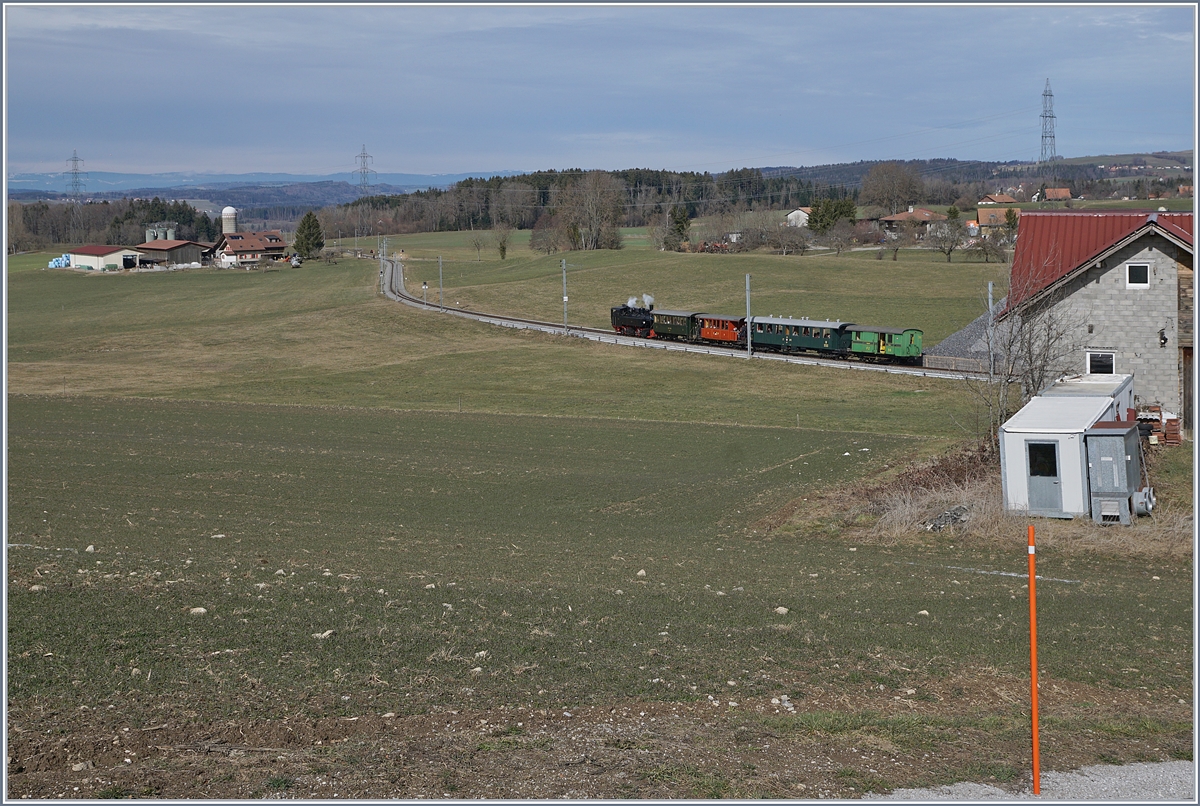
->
[1126,264,1149,289]
[1087,351,1115,375]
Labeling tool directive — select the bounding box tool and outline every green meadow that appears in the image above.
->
[5,237,1191,791]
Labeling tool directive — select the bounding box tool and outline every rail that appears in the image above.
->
[381,258,983,382]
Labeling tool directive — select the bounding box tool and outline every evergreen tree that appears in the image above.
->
[293,211,324,258]
[805,198,857,235]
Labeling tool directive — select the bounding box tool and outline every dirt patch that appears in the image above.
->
[8,671,1190,799]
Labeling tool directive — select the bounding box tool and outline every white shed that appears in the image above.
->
[999,395,1117,518]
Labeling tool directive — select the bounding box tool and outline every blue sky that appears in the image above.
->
[4,3,1196,176]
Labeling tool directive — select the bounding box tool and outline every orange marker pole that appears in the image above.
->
[1028,524,1041,795]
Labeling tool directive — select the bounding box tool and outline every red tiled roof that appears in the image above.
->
[217,231,287,254]
[979,194,1018,204]
[977,207,1020,227]
[1005,210,1193,313]
[880,208,947,222]
[71,244,131,256]
[1044,188,1072,200]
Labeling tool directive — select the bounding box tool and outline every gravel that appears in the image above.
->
[867,760,1195,800]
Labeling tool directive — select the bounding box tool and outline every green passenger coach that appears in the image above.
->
[650,309,700,341]
[749,316,854,354]
[848,326,923,361]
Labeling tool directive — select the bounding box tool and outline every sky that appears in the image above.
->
[3,3,1196,178]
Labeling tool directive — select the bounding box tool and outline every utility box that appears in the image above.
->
[1085,421,1149,525]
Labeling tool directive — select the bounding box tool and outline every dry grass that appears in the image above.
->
[785,443,1193,559]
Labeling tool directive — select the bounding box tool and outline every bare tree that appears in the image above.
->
[967,278,1089,445]
[823,220,855,256]
[559,171,625,250]
[964,231,1008,264]
[926,219,965,262]
[469,229,486,261]
[886,218,923,261]
[529,214,561,255]
[859,162,925,215]
[492,221,514,260]
[771,223,810,256]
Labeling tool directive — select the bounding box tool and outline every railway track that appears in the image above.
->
[381,259,981,381]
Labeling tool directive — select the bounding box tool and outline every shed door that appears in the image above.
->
[1027,442,1062,513]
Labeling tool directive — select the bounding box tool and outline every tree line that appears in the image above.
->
[7,197,224,253]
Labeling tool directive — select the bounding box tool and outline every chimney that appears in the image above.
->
[907,205,914,214]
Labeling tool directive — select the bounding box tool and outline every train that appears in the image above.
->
[610,301,923,363]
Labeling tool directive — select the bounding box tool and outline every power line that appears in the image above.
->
[354,145,376,196]
[65,149,87,244]
[1040,79,1057,168]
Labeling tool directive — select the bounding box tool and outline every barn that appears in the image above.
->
[135,239,214,266]
[68,245,144,271]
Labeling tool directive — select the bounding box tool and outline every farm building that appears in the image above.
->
[1043,188,1073,201]
[213,230,288,266]
[135,239,215,266]
[68,245,144,271]
[786,207,811,228]
[979,193,1018,205]
[1001,210,1193,427]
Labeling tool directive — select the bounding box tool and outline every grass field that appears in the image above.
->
[5,241,1192,798]
[393,236,1008,347]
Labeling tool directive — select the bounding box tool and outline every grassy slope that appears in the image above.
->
[7,249,990,438]
[5,243,1192,774]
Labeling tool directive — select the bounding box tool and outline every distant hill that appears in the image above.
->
[5,170,523,197]
[8,152,1189,211]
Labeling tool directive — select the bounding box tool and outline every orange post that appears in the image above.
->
[1028,524,1041,795]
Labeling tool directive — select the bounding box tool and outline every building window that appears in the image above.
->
[1087,351,1115,374]
[1126,263,1149,288]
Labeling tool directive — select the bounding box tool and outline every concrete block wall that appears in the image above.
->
[1050,232,1184,413]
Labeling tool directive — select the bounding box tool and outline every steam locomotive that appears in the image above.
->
[610,301,923,363]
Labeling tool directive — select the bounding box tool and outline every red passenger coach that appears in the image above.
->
[697,314,745,343]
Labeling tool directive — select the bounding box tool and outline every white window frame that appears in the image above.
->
[1125,263,1150,289]
[1087,350,1116,375]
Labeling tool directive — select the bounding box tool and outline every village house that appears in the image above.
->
[977,206,1020,234]
[785,207,811,228]
[1001,210,1193,427]
[213,230,288,266]
[879,206,947,237]
[979,193,1018,205]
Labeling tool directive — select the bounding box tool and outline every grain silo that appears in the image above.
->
[222,206,238,234]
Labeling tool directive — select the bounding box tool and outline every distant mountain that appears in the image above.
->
[5,170,523,194]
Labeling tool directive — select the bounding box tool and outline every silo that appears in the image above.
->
[222,206,238,234]
[166,228,176,240]
[146,228,156,243]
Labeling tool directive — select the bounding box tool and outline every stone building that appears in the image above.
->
[1001,210,1193,425]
